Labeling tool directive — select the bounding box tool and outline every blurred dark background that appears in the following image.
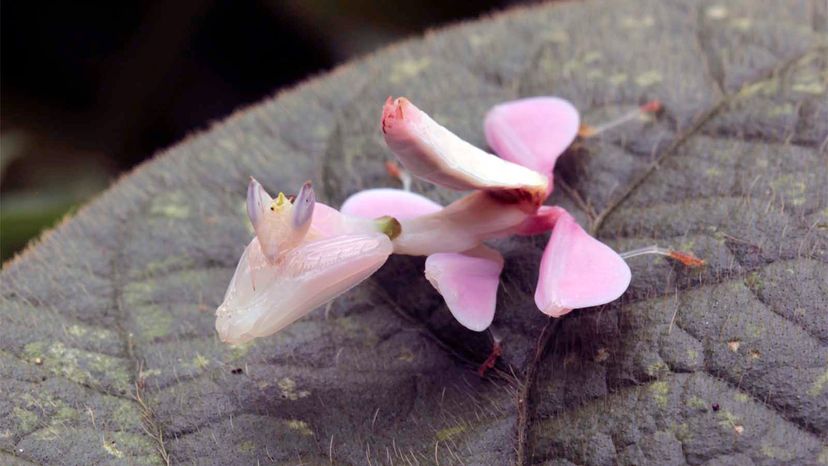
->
[1,0,531,261]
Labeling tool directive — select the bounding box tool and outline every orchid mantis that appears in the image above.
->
[215,96,671,345]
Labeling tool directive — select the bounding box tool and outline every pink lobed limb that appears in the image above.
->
[514,205,567,236]
[484,97,580,182]
[393,191,533,256]
[381,97,549,202]
[534,210,631,317]
[341,187,535,256]
[425,245,504,332]
[341,187,508,331]
[341,188,442,220]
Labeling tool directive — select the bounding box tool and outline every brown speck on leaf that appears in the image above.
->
[668,250,706,268]
[477,340,503,377]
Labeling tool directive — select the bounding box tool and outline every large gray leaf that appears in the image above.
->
[2,0,827,464]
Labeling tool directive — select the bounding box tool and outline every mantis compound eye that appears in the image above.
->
[292,181,315,231]
[246,177,272,230]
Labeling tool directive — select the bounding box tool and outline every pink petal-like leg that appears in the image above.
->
[341,187,506,332]
[216,233,393,344]
[484,97,580,185]
[425,245,504,332]
[382,97,549,202]
[342,187,535,256]
[534,210,631,317]
[394,191,535,255]
[341,188,442,220]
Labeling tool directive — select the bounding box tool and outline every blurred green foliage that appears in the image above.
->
[2,194,81,261]
[1,131,110,261]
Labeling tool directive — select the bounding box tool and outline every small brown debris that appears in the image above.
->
[477,340,503,378]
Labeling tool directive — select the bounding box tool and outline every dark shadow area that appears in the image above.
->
[1,0,527,260]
